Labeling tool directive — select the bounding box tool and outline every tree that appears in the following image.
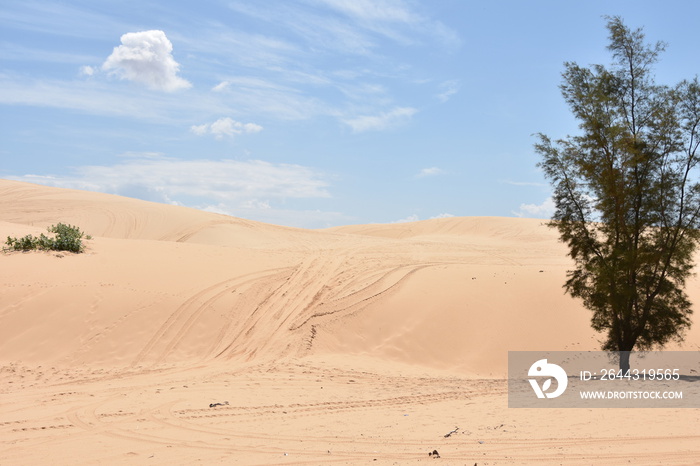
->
[536,16,700,372]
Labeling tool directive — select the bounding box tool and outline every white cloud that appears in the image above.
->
[2,2,458,131]
[212,81,230,92]
[437,80,459,102]
[344,106,417,132]
[392,214,420,223]
[430,212,454,219]
[79,65,95,77]
[102,30,191,92]
[191,117,263,139]
[8,157,329,204]
[190,124,207,136]
[211,118,262,138]
[512,197,555,218]
[6,157,345,228]
[238,199,271,210]
[391,212,455,223]
[416,167,445,178]
[51,153,344,229]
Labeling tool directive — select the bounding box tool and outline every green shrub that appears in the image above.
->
[5,223,88,253]
[5,234,40,251]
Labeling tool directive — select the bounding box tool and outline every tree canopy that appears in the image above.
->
[536,16,700,371]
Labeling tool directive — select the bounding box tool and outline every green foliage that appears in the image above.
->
[535,17,700,370]
[5,223,88,253]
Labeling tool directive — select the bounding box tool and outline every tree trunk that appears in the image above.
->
[619,350,631,373]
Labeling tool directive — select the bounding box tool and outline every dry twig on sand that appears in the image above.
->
[444,427,459,438]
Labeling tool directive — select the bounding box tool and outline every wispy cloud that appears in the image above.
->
[0,1,131,39]
[7,156,330,204]
[391,212,455,223]
[226,0,458,54]
[436,79,460,102]
[5,156,342,227]
[191,117,263,139]
[0,73,230,123]
[0,42,99,65]
[430,212,454,219]
[79,65,96,77]
[343,106,417,132]
[212,81,231,92]
[313,0,460,47]
[512,197,555,218]
[318,0,421,23]
[213,1,458,128]
[183,23,304,70]
[416,167,445,178]
[225,1,379,55]
[2,1,459,132]
[102,30,191,92]
[392,214,420,223]
[208,76,329,120]
[0,75,162,118]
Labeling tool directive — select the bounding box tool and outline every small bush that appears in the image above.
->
[5,223,88,253]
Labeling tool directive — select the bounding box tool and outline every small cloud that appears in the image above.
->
[190,124,208,136]
[102,30,191,92]
[212,81,230,92]
[238,199,271,210]
[512,197,555,218]
[416,167,445,178]
[430,213,454,219]
[437,80,459,102]
[79,65,95,77]
[390,211,454,223]
[191,117,263,139]
[344,106,417,132]
[392,214,420,223]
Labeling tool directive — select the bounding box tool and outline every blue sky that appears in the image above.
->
[2,1,700,228]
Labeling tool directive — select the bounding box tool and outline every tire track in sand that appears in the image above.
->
[130,268,288,367]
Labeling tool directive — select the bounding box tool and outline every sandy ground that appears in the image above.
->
[1,179,699,465]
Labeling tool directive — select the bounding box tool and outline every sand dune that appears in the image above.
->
[0,179,327,248]
[1,179,699,465]
[0,180,593,372]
